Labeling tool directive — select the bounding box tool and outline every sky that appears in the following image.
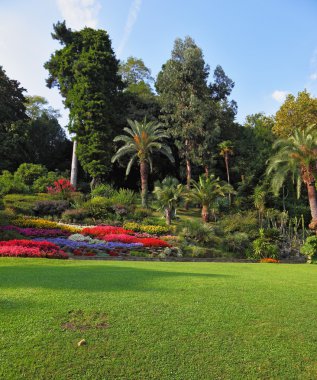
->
[1,0,317,128]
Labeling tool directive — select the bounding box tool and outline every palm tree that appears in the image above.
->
[218,140,234,205]
[153,177,183,225]
[111,118,174,207]
[186,174,234,222]
[266,125,317,230]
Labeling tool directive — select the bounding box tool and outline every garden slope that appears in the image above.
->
[1,259,317,379]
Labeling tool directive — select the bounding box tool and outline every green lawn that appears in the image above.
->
[1,259,317,379]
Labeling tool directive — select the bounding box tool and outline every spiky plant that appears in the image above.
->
[186,174,234,222]
[153,177,183,225]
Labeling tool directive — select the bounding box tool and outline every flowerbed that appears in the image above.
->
[1,222,172,259]
[123,222,171,235]
[0,240,68,259]
[0,225,70,237]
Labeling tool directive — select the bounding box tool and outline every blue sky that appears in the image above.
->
[1,0,317,127]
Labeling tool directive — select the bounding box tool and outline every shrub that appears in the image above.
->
[178,220,220,246]
[33,172,60,193]
[0,171,29,196]
[130,250,149,257]
[0,229,24,241]
[61,208,90,223]
[300,236,317,263]
[219,211,259,239]
[111,188,136,207]
[251,229,279,260]
[83,197,113,220]
[3,193,56,216]
[133,208,153,221]
[91,184,116,198]
[14,163,47,186]
[223,232,251,257]
[33,200,69,217]
[47,178,75,199]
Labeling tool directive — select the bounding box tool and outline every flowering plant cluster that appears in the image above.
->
[1,225,69,237]
[13,217,81,233]
[260,258,279,263]
[47,178,75,199]
[0,240,68,259]
[33,237,143,251]
[82,226,133,237]
[82,225,171,247]
[123,222,171,235]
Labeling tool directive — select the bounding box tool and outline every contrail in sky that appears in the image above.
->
[117,0,142,58]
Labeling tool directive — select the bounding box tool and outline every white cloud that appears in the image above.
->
[310,73,317,81]
[117,0,142,58]
[56,0,101,30]
[271,90,288,103]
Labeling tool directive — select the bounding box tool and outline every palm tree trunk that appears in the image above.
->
[70,139,78,188]
[140,160,149,208]
[201,205,210,223]
[224,153,231,206]
[165,208,172,225]
[307,181,317,230]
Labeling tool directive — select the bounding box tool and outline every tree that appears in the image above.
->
[153,177,183,225]
[186,174,234,222]
[266,125,317,229]
[0,66,27,124]
[218,140,234,205]
[44,21,123,182]
[0,66,28,171]
[119,57,159,121]
[156,36,209,190]
[23,96,71,172]
[273,90,317,137]
[111,119,174,207]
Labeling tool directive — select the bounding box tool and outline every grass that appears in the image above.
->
[1,259,317,379]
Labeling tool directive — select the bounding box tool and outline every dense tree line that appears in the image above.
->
[1,20,316,221]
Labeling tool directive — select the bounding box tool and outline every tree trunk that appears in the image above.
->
[165,208,172,225]
[70,139,78,188]
[185,158,192,210]
[201,205,210,223]
[140,160,149,208]
[307,181,317,230]
[224,153,231,206]
[205,166,209,177]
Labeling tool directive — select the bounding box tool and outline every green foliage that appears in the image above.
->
[223,232,251,256]
[153,177,183,223]
[123,222,170,235]
[45,21,123,179]
[111,189,137,208]
[133,207,153,220]
[178,220,220,246]
[0,171,29,196]
[266,125,317,199]
[218,211,259,239]
[0,229,24,241]
[15,163,47,186]
[61,208,90,223]
[83,197,113,221]
[32,172,60,193]
[3,193,54,215]
[251,229,279,260]
[33,200,69,217]
[300,236,317,262]
[130,250,149,258]
[274,90,317,137]
[91,184,116,198]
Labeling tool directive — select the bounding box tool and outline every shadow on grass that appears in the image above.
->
[0,262,230,293]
